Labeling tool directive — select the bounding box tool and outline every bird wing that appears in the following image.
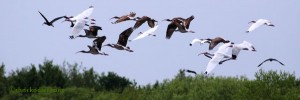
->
[247,20,264,32]
[257,59,270,67]
[184,15,194,29]
[93,36,106,51]
[50,16,65,24]
[117,27,134,46]
[71,19,87,37]
[147,19,156,28]
[133,16,148,29]
[38,11,50,23]
[209,37,225,50]
[216,42,232,55]
[131,25,159,41]
[205,53,224,74]
[166,22,177,39]
[74,7,94,20]
[273,59,285,66]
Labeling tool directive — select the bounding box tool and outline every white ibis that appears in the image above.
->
[246,19,275,33]
[133,16,157,29]
[130,25,159,41]
[38,11,66,27]
[63,6,94,39]
[257,58,284,67]
[110,12,136,24]
[219,41,256,64]
[103,27,134,52]
[204,42,233,75]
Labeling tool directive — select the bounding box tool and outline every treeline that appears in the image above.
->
[0,60,299,99]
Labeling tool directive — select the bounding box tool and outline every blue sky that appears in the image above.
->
[1,0,299,85]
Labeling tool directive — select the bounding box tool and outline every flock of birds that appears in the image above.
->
[38,6,285,75]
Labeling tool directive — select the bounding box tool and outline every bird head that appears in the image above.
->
[162,19,172,22]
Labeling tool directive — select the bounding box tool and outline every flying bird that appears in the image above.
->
[38,11,65,27]
[78,21,102,38]
[207,37,231,50]
[219,41,256,64]
[165,17,195,39]
[76,45,108,56]
[130,25,159,41]
[185,69,197,75]
[257,58,284,67]
[246,19,275,33]
[110,12,136,24]
[103,27,134,52]
[64,6,94,39]
[133,16,157,29]
[204,42,233,75]
[93,36,108,55]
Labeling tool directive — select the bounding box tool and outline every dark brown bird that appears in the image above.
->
[103,27,134,52]
[76,45,108,56]
[207,37,230,50]
[257,58,285,67]
[133,16,157,29]
[38,11,66,27]
[110,12,136,24]
[77,19,102,38]
[164,16,195,39]
[77,26,102,38]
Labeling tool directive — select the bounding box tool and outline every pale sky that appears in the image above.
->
[1,0,299,85]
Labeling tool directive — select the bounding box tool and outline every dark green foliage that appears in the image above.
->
[1,60,300,99]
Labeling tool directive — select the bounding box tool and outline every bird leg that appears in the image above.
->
[219,58,234,65]
[198,52,213,59]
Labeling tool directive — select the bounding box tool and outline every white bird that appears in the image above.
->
[246,19,275,33]
[219,41,256,64]
[66,6,94,39]
[189,38,211,46]
[130,25,159,41]
[204,42,233,75]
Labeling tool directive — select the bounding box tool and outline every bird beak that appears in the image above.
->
[189,43,192,46]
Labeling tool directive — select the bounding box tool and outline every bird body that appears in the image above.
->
[103,27,134,52]
[130,25,159,41]
[77,45,108,56]
[246,19,274,33]
[111,12,136,24]
[218,41,256,64]
[189,38,211,46]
